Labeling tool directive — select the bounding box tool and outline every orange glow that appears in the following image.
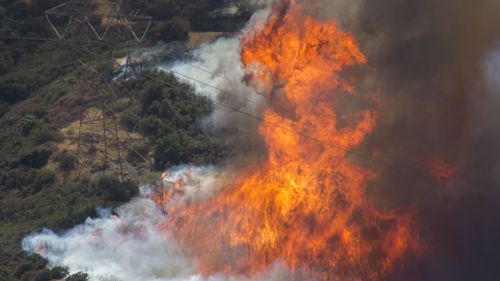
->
[157,1,415,279]
[428,158,457,183]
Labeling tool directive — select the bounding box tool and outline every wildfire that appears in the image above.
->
[158,1,415,279]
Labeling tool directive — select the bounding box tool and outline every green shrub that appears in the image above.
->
[143,0,175,20]
[18,115,37,135]
[16,266,67,281]
[0,50,14,75]
[149,17,190,42]
[95,175,138,202]
[32,126,60,144]
[6,1,30,19]
[28,169,56,194]
[15,18,50,36]
[109,98,131,113]
[33,269,52,281]
[0,267,15,281]
[153,130,221,169]
[33,107,48,119]
[55,152,77,172]
[1,168,37,191]
[0,193,24,220]
[0,102,9,118]
[0,78,29,103]
[51,204,98,230]
[48,266,69,280]
[129,71,223,170]
[18,148,52,169]
[66,272,89,281]
[14,254,47,278]
[120,113,138,131]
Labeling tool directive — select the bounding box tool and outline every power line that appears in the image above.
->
[170,68,263,106]
[165,54,230,82]
[152,51,264,107]
[140,69,473,187]
[37,0,154,181]
[0,35,102,43]
[2,34,469,186]
[155,71,380,165]
[0,35,252,100]
[0,35,125,53]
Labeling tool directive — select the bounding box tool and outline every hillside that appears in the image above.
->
[0,1,249,280]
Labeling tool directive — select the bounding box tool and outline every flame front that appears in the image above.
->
[161,1,414,279]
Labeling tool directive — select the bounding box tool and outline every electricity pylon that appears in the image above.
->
[44,0,153,181]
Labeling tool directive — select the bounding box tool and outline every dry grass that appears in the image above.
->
[55,107,146,178]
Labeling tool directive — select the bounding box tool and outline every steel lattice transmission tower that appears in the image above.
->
[44,0,153,181]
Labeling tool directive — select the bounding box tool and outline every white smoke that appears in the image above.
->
[22,167,296,281]
[159,6,272,100]
[159,37,251,100]
[157,36,266,132]
[154,9,272,154]
[22,196,196,281]
[155,165,236,201]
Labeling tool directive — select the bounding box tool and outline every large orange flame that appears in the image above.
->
[159,1,415,279]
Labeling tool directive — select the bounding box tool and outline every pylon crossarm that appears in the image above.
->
[85,16,111,40]
[127,19,152,43]
[45,14,74,39]
[44,1,119,17]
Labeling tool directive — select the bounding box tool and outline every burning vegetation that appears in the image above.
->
[154,1,417,280]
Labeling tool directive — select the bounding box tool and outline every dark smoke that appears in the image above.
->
[309,0,500,280]
[240,2,500,278]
